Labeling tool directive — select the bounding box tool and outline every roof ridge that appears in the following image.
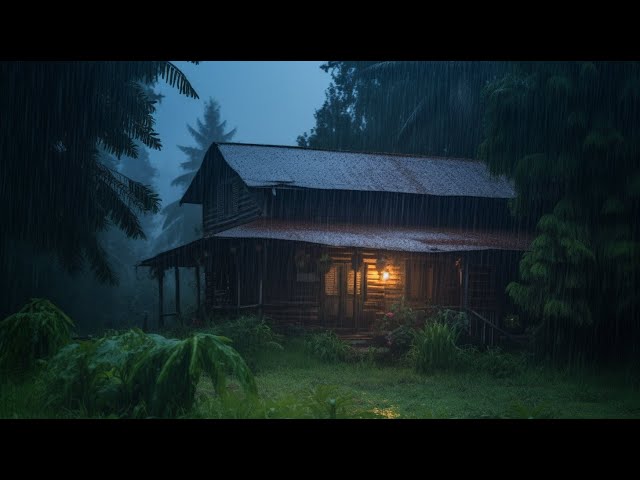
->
[214,142,484,163]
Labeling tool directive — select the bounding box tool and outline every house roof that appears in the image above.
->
[208,219,532,253]
[139,219,531,268]
[181,142,516,203]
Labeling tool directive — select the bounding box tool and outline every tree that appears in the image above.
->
[155,99,236,251]
[479,62,640,363]
[299,61,507,158]
[0,62,198,317]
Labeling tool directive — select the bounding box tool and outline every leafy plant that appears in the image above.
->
[374,297,417,333]
[472,347,527,379]
[0,298,74,375]
[317,254,333,274]
[427,308,469,334]
[387,325,415,359]
[209,316,282,358]
[410,321,461,374]
[304,331,352,363]
[44,329,256,418]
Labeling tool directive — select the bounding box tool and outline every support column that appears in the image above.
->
[259,242,265,320]
[175,266,181,323]
[158,270,165,328]
[195,264,201,321]
[463,254,470,311]
[236,261,241,316]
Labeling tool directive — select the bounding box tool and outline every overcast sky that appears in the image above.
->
[150,61,330,206]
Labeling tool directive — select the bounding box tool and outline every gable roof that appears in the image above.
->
[181,143,516,204]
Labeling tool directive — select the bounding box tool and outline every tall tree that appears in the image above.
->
[155,98,236,251]
[298,61,507,157]
[0,62,198,316]
[479,62,640,363]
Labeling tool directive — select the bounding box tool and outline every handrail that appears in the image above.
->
[464,308,528,345]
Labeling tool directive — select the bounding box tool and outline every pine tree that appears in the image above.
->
[155,99,236,251]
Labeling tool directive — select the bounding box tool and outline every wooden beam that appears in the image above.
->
[175,266,181,322]
[158,271,164,328]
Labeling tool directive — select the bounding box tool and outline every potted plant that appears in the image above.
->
[317,253,333,274]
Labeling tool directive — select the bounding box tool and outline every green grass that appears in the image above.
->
[191,340,640,419]
[3,339,640,419]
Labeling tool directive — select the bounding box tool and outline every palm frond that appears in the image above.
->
[83,235,118,285]
[159,62,199,99]
[95,163,161,215]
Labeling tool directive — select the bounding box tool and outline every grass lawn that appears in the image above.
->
[3,340,640,419]
[190,341,640,419]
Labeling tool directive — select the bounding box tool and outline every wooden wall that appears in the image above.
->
[201,151,261,235]
[252,187,521,230]
[202,239,520,333]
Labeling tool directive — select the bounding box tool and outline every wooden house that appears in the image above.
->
[139,143,532,341]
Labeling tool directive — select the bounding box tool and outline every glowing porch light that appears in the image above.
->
[382,270,390,281]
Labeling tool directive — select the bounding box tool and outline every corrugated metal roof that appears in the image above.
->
[183,143,516,203]
[218,143,515,198]
[209,220,532,253]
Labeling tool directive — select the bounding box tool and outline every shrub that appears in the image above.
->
[304,331,352,363]
[210,316,282,356]
[374,298,417,333]
[387,324,415,359]
[44,329,256,418]
[472,347,527,378]
[427,308,469,334]
[0,298,74,375]
[410,321,461,373]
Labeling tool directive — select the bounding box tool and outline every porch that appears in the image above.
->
[138,220,531,345]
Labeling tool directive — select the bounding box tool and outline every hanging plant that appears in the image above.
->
[376,254,388,273]
[295,249,311,271]
[317,253,333,274]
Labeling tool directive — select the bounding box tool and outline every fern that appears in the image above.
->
[45,329,256,418]
[304,331,352,363]
[0,298,74,375]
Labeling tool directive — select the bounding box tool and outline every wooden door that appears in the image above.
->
[323,263,363,331]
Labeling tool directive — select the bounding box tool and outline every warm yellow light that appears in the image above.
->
[382,271,390,281]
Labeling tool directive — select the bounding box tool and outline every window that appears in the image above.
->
[347,268,362,295]
[324,265,362,295]
[407,261,434,301]
[325,265,339,295]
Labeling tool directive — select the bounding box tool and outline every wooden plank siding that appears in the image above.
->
[201,152,261,236]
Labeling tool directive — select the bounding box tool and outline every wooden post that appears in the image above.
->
[258,242,265,320]
[236,265,241,316]
[235,246,241,317]
[195,264,201,321]
[353,264,358,332]
[175,266,181,323]
[463,255,470,311]
[158,270,164,328]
